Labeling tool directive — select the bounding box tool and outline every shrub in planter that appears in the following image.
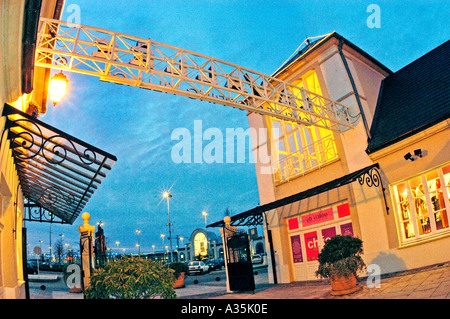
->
[169,262,189,279]
[169,262,189,288]
[84,257,176,299]
[316,235,366,295]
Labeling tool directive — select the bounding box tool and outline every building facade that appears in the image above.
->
[0,0,117,298]
[241,33,449,283]
[0,0,64,299]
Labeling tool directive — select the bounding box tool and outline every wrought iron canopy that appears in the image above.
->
[207,163,386,228]
[2,103,117,224]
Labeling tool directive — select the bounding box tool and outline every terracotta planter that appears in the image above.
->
[173,272,185,289]
[329,273,361,296]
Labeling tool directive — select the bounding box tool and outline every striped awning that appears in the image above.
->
[207,163,385,228]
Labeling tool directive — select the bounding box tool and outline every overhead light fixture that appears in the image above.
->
[49,71,69,106]
[414,149,423,158]
[404,152,415,161]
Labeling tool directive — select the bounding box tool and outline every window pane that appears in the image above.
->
[288,134,297,153]
[394,183,408,203]
[286,123,296,132]
[278,140,286,153]
[445,163,450,198]
[430,191,445,212]
[414,196,429,217]
[398,202,412,221]
[272,120,282,140]
[409,176,423,197]
[434,210,449,230]
[402,221,415,239]
[290,235,303,263]
[304,231,319,262]
[417,216,431,235]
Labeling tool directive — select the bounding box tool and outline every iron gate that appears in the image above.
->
[225,231,255,292]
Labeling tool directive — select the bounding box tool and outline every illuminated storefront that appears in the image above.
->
[194,232,208,259]
[209,34,450,284]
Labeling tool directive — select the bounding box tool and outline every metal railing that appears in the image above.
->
[273,134,338,184]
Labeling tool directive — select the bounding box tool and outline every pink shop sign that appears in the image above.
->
[301,207,334,227]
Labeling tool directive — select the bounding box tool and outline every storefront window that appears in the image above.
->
[392,164,450,243]
[288,202,353,264]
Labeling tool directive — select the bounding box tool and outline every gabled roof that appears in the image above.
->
[272,31,392,78]
[367,40,450,153]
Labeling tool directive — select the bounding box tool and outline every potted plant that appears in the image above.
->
[315,235,366,296]
[169,262,189,289]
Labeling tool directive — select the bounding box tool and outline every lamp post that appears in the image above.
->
[180,236,184,248]
[136,229,141,257]
[160,233,165,249]
[115,241,120,257]
[163,191,174,263]
[202,211,210,258]
[202,211,208,227]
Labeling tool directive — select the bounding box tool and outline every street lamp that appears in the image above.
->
[202,211,208,227]
[115,241,120,256]
[160,233,165,248]
[49,71,69,106]
[163,191,174,263]
[136,229,141,257]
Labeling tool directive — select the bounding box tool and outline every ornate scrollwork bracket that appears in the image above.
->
[358,166,381,188]
[6,118,97,166]
[357,165,390,215]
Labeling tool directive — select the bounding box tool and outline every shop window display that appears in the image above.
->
[288,202,354,264]
[392,164,450,243]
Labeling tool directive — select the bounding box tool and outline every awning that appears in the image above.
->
[1,103,117,224]
[207,163,386,228]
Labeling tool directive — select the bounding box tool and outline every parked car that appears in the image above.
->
[26,261,38,275]
[187,261,209,275]
[251,254,263,264]
[206,259,223,271]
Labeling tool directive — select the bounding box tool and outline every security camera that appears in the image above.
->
[414,149,423,157]
[404,152,415,161]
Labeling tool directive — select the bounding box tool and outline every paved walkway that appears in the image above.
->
[29,262,450,299]
[208,261,450,299]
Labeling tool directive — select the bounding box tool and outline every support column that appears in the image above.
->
[78,212,95,290]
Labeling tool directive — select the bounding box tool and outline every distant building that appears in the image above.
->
[175,227,265,262]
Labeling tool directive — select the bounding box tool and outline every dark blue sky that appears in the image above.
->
[26,0,449,255]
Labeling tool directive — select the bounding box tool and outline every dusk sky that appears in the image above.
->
[26,0,449,255]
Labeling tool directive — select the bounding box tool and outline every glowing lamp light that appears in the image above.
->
[49,71,68,106]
